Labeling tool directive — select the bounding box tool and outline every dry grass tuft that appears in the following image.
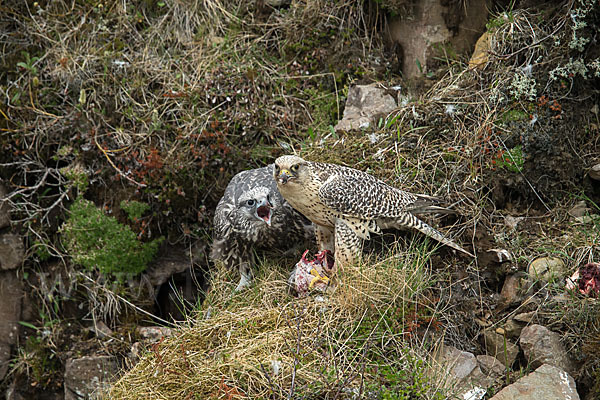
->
[108,245,448,399]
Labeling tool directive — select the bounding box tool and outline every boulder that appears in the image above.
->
[476,355,505,379]
[489,364,578,400]
[0,233,24,270]
[589,163,600,181]
[0,270,23,381]
[527,257,566,282]
[498,273,527,310]
[519,324,575,374]
[432,344,502,396]
[483,329,519,368]
[502,319,525,340]
[387,0,490,78]
[334,84,396,132]
[64,355,120,400]
[568,200,590,218]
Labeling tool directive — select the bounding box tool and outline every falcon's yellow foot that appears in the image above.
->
[308,268,329,289]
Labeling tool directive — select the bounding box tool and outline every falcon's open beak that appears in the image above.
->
[255,198,272,226]
[277,169,292,185]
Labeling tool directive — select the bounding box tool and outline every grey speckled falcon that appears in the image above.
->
[273,155,474,269]
[211,165,314,290]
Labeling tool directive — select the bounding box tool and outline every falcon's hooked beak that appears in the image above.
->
[277,169,292,185]
[255,197,273,226]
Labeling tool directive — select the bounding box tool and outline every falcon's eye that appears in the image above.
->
[246,199,255,207]
[274,165,280,174]
[291,164,299,173]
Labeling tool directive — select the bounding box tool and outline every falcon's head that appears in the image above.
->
[232,186,274,234]
[274,155,309,186]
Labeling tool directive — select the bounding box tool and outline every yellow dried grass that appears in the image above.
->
[108,245,438,399]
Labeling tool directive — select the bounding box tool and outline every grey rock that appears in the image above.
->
[334,84,396,132]
[0,184,10,229]
[527,257,566,282]
[388,0,489,78]
[589,163,600,181]
[136,326,173,342]
[569,200,590,218]
[489,364,578,400]
[502,319,525,339]
[476,355,505,379]
[483,329,519,368]
[513,311,536,323]
[498,273,527,310]
[575,214,600,224]
[432,344,498,396]
[64,355,120,400]
[0,233,24,270]
[0,270,23,380]
[434,344,478,380]
[90,320,113,339]
[519,324,575,374]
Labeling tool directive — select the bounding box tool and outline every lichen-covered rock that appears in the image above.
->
[0,233,24,271]
[136,326,173,343]
[527,257,566,282]
[64,356,120,400]
[0,270,22,381]
[334,84,396,132]
[489,364,578,400]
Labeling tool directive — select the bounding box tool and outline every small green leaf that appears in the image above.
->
[19,321,38,330]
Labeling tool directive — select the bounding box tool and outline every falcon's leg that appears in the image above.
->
[315,224,335,252]
[236,261,253,291]
[334,218,363,270]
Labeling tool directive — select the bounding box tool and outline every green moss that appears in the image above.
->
[496,145,524,173]
[120,200,150,221]
[61,197,162,279]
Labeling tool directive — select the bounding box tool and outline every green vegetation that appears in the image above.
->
[60,197,162,278]
[120,200,150,222]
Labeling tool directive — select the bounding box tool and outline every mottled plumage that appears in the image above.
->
[211,165,314,290]
[273,155,473,270]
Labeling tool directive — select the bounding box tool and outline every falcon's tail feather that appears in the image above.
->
[394,213,474,257]
[407,194,457,215]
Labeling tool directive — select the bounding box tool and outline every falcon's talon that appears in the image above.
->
[308,274,329,289]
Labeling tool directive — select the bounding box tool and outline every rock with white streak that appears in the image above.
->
[489,364,578,400]
[64,355,120,400]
